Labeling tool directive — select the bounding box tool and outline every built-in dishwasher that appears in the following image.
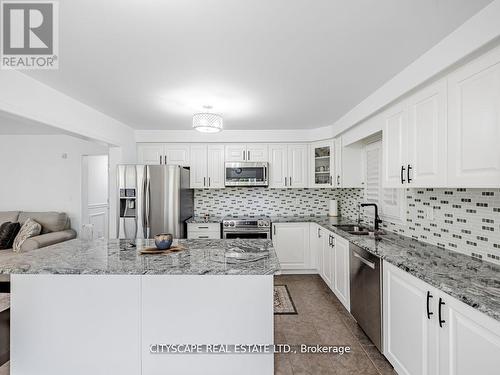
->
[349,243,383,351]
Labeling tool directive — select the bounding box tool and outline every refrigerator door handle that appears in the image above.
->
[143,168,151,238]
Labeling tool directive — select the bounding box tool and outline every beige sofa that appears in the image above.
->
[0,211,76,252]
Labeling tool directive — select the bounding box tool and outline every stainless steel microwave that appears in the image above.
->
[225,162,269,187]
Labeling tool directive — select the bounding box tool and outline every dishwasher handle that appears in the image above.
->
[353,252,376,269]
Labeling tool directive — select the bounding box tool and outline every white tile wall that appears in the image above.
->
[195,187,500,264]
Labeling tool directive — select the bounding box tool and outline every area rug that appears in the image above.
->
[274,285,297,315]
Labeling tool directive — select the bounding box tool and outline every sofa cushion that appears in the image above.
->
[13,218,42,252]
[18,212,68,234]
[0,211,20,226]
[0,222,21,250]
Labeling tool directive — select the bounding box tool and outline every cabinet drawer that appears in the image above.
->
[187,223,221,232]
[187,231,221,240]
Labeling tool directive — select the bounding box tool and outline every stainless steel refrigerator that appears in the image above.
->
[117,165,193,239]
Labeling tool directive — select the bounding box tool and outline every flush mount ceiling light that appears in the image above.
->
[192,106,223,133]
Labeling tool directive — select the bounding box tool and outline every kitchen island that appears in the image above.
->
[0,239,280,375]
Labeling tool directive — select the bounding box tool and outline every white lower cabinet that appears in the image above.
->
[384,261,500,375]
[272,223,310,271]
[332,235,350,311]
[187,223,221,239]
[320,230,334,286]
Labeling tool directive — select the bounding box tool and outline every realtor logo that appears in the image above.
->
[1,1,59,69]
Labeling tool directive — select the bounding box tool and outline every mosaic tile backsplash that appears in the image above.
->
[341,188,500,263]
[194,187,500,263]
[194,188,343,217]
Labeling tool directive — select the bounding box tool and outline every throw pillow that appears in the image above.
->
[13,218,42,252]
[0,221,21,249]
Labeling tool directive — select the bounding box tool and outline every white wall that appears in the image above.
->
[0,134,108,234]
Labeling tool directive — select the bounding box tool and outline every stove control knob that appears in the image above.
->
[229,221,235,227]
[223,222,229,227]
[265,221,270,227]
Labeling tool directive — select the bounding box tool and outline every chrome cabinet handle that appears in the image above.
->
[204,177,206,187]
[208,177,211,187]
[318,227,321,238]
[248,150,250,160]
[199,236,209,239]
[353,252,375,269]
[401,165,406,184]
[159,155,162,164]
[289,176,292,186]
[407,164,412,183]
[284,177,287,187]
[273,226,276,236]
[337,175,340,186]
[242,150,246,160]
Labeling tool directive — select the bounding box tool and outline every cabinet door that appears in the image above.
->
[190,145,207,188]
[321,232,333,287]
[207,145,225,188]
[288,144,309,188]
[407,79,447,187]
[137,144,164,165]
[311,141,334,188]
[382,102,408,188]
[332,236,350,311]
[438,291,500,375]
[225,144,247,162]
[246,144,269,162]
[269,144,288,188]
[164,144,190,166]
[309,224,322,271]
[273,223,309,270]
[383,262,438,375]
[447,46,500,187]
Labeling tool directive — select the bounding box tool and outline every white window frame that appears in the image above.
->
[363,139,406,224]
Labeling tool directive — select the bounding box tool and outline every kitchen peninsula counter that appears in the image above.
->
[4,239,278,375]
[0,238,279,276]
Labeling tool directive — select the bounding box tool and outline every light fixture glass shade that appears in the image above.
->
[192,113,223,133]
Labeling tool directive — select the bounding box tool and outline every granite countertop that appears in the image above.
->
[0,239,280,276]
[272,215,500,322]
[186,217,224,224]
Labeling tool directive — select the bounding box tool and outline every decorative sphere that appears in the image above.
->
[154,233,173,250]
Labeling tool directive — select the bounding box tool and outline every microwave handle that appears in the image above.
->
[264,165,267,182]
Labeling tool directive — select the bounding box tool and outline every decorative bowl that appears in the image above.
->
[154,233,173,250]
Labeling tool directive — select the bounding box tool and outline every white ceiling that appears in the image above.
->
[26,0,493,131]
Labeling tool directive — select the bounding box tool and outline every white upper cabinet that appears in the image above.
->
[288,144,309,188]
[189,144,224,189]
[310,140,335,188]
[382,101,409,188]
[246,144,269,162]
[269,144,288,188]
[447,46,500,187]
[164,144,190,166]
[407,79,447,187]
[225,144,268,162]
[224,144,247,162]
[383,79,447,188]
[269,144,308,188]
[206,145,225,188]
[137,143,190,165]
[137,144,164,165]
[189,145,208,188]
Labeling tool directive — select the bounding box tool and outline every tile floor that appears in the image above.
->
[274,274,396,375]
[0,362,8,375]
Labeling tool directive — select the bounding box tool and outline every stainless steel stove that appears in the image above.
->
[222,216,272,239]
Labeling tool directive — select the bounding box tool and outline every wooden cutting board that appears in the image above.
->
[139,245,186,255]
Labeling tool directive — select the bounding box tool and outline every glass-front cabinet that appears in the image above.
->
[311,140,335,188]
